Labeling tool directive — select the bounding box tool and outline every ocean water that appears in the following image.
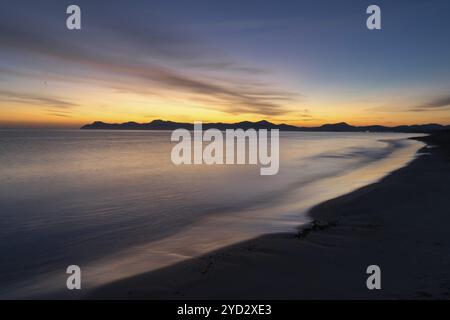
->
[0,130,424,298]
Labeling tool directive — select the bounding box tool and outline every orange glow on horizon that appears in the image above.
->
[2,91,450,129]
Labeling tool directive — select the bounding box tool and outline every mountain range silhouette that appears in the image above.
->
[81,120,450,133]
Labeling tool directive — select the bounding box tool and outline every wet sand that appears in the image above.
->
[89,133,450,299]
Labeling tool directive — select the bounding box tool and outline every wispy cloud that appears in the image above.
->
[186,62,269,75]
[410,95,450,112]
[0,11,297,117]
[45,110,73,118]
[0,90,78,109]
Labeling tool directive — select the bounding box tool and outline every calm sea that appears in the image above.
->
[0,130,424,298]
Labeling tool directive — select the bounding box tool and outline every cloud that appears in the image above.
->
[45,111,73,118]
[0,90,78,109]
[187,62,269,75]
[410,95,450,112]
[0,11,297,117]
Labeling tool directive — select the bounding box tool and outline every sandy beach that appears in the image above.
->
[89,133,450,299]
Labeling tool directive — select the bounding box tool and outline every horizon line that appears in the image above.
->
[2,118,450,130]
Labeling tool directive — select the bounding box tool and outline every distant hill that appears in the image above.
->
[81,120,450,133]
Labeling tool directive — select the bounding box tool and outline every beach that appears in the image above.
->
[2,131,426,299]
[89,133,450,299]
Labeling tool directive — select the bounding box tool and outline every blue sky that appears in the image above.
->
[1,0,450,127]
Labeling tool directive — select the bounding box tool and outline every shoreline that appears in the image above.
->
[89,133,450,299]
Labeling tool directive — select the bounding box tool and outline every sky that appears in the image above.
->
[1,0,450,128]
